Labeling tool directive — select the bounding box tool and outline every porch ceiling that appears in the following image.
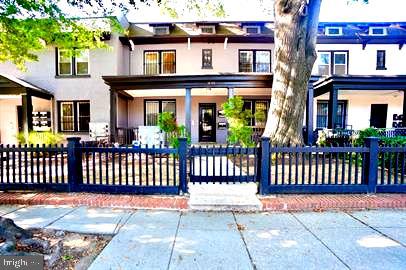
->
[102,73,273,91]
[0,73,53,100]
[313,75,406,97]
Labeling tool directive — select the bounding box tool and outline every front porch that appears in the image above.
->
[0,73,54,144]
[103,73,273,144]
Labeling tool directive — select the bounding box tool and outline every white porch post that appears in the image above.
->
[227,87,234,98]
[185,88,192,135]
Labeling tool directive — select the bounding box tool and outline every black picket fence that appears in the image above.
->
[0,137,404,194]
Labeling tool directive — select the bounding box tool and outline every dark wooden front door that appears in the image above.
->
[370,104,388,128]
[199,103,216,142]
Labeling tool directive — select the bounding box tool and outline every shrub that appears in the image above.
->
[158,112,191,148]
[222,96,255,147]
[16,131,63,145]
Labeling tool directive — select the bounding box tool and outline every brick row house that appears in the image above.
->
[0,18,405,145]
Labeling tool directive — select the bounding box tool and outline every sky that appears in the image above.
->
[124,0,406,23]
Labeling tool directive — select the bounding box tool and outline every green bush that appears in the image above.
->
[158,112,191,148]
[16,131,63,145]
[354,127,381,146]
[222,96,255,147]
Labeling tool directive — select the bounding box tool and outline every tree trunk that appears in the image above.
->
[263,0,321,145]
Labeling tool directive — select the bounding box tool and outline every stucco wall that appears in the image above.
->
[130,42,275,75]
[312,44,406,75]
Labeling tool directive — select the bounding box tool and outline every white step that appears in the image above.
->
[188,183,262,211]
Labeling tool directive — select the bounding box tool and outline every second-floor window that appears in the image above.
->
[239,50,271,73]
[144,50,176,75]
[57,49,89,76]
[202,49,213,69]
[376,50,386,70]
[317,51,348,76]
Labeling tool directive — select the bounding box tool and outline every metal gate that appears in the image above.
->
[189,145,259,183]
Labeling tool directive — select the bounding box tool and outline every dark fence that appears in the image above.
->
[189,145,258,183]
[259,137,405,194]
[0,144,68,191]
[0,137,404,195]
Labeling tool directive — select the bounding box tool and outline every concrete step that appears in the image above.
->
[188,183,261,211]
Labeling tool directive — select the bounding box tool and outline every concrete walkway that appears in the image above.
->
[1,205,405,270]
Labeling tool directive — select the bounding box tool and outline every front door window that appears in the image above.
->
[199,103,216,142]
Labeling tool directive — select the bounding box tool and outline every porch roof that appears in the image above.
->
[313,75,406,97]
[0,73,53,100]
[102,73,273,91]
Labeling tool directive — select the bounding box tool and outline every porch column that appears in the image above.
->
[21,93,33,139]
[403,90,406,127]
[110,89,117,142]
[185,88,192,135]
[327,86,338,129]
[305,83,314,145]
[227,87,234,98]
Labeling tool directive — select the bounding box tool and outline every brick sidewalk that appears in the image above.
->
[0,192,405,211]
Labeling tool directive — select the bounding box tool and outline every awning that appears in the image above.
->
[102,73,273,91]
[0,73,53,100]
[313,75,406,97]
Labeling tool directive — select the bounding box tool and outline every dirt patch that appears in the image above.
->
[26,229,111,270]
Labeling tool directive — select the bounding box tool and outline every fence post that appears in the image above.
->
[364,137,379,193]
[259,137,270,195]
[67,137,82,192]
[178,137,188,194]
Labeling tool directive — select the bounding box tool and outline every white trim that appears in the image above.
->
[58,49,73,76]
[60,102,75,132]
[243,25,261,34]
[325,27,342,36]
[153,26,170,35]
[368,27,387,36]
[75,49,90,75]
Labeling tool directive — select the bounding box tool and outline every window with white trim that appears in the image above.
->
[200,25,216,34]
[153,26,169,35]
[325,27,342,36]
[57,49,89,76]
[244,26,261,34]
[317,51,348,76]
[369,27,387,36]
[58,50,72,75]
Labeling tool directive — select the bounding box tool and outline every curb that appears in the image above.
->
[0,192,405,211]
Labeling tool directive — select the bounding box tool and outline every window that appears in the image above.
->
[333,52,347,75]
[325,27,342,36]
[202,49,213,69]
[239,50,271,73]
[244,26,261,34]
[56,49,90,76]
[58,101,90,132]
[76,50,89,75]
[369,27,387,36]
[317,51,348,76]
[144,50,176,75]
[318,52,331,76]
[58,50,72,75]
[243,100,269,127]
[145,100,176,126]
[200,26,216,34]
[154,26,170,35]
[316,101,347,129]
[376,50,386,70]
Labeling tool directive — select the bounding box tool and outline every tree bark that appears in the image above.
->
[263,0,322,145]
